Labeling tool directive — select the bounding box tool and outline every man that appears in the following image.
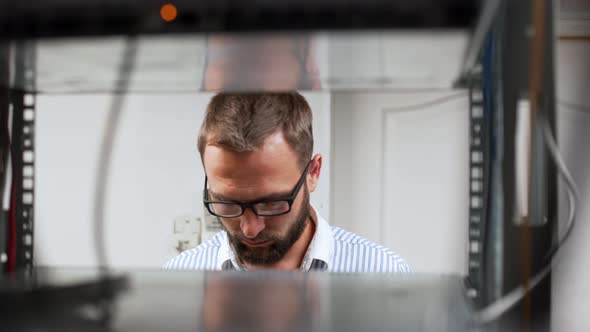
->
[165,92,410,272]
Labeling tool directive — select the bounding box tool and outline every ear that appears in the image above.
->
[306,154,322,193]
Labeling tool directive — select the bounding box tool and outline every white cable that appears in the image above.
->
[474,114,579,324]
[381,91,468,113]
[541,115,579,257]
[1,107,13,211]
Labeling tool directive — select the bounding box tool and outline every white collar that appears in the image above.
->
[300,205,334,270]
[217,205,334,271]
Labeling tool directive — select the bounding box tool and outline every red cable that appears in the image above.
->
[7,170,16,272]
[3,107,17,273]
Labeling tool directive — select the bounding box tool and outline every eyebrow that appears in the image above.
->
[208,190,293,203]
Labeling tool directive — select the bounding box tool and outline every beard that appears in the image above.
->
[222,188,310,266]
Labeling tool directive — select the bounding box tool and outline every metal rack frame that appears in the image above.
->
[0,6,558,330]
[1,42,36,273]
[0,0,479,276]
[465,1,557,329]
[466,66,488,306]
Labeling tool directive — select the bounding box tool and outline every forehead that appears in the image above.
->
[203,132,302,199]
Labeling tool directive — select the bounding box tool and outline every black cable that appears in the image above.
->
[93,36,138,272]
[92,36,138,325]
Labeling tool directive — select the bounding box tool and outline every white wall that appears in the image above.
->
[35,92,331,268]
[322,31,467,90]
[552,39,590,332]
[331,91,470,274]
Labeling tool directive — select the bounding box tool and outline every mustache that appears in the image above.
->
[231,231,278,243]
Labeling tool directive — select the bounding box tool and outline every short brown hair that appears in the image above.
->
[198,92,314,170]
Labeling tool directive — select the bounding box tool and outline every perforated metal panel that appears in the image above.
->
[10,42,36,272]
[11,90,36,272]
[465,68,488,306]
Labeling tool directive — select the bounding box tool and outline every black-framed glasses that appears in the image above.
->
[203,161,311,218]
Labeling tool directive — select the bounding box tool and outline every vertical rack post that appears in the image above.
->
[13,41,36,273]
[466,62,491,308]
[1,41,37,274]
[0,44,9,272]
[466,0,557,329]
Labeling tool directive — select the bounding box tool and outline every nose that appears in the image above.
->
[239,208,266,239]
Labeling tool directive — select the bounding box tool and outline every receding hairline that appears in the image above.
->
[197,92,314,171]
[201,130,302,165]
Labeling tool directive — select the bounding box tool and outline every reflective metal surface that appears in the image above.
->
[3,31,468,94]
[0,268,480,332]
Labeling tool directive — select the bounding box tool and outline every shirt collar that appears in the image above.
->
[300,205,333,270]
[217,204,334,271]
[217,231,238,270]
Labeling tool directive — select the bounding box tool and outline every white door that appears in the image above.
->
[331,91,469,274]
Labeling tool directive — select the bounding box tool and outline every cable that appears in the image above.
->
[474,114,580,324]
[93,36,138,272]
[459,0,503,82]
[541,116,579,262]
[545,99,588,262]
[493,0,569,317]
[2,100,17,273]
[0,98,8,272]
[381,91,468,113]
[8,164,16,272]
[558,100,590,113]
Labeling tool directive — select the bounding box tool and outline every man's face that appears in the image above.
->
[203,132,318,266]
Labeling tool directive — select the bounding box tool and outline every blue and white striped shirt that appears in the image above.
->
[164,208,410,273]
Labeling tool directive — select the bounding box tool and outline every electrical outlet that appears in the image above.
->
[172,215,201,253]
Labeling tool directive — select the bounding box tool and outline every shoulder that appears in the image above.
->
[330,226,411,273]
[163,231,225,270]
